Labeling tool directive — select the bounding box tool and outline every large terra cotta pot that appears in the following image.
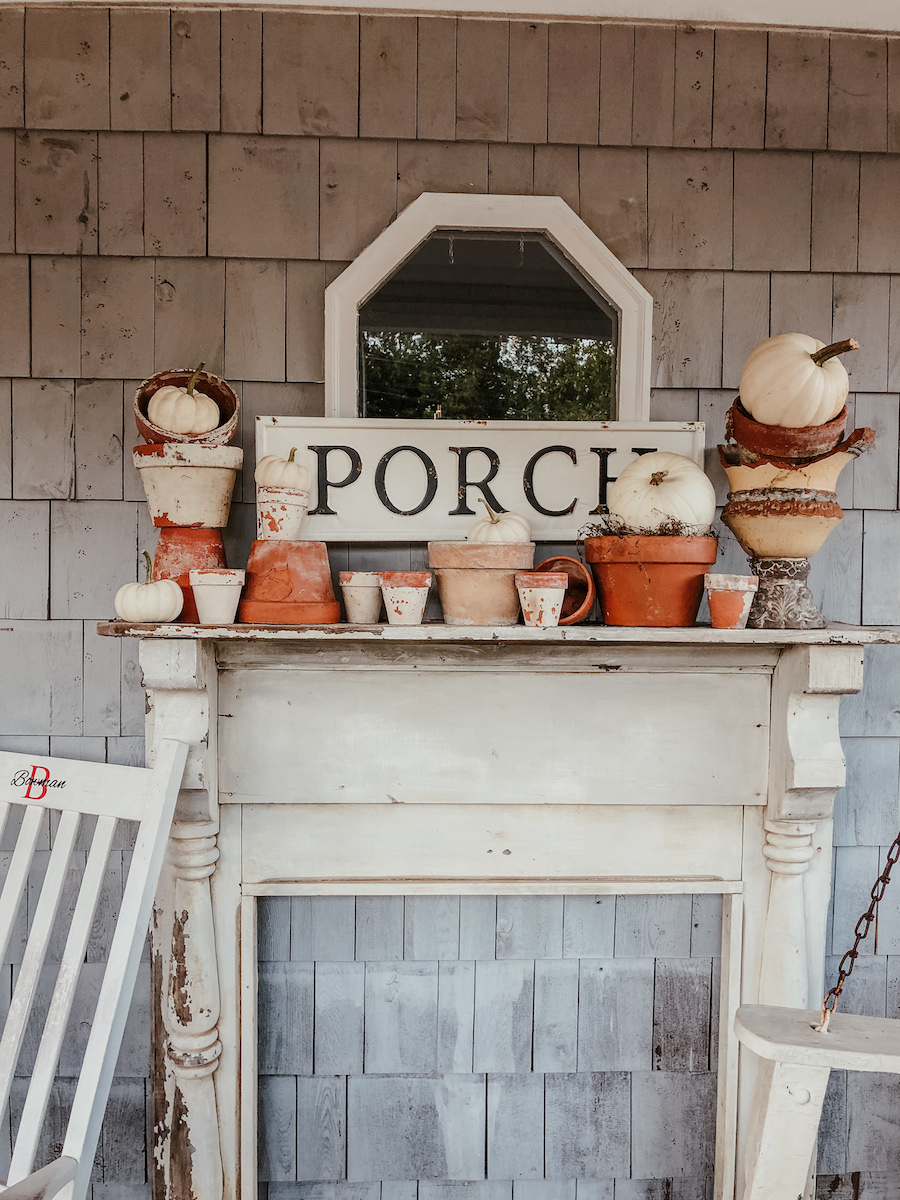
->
[584,535,718,627]
[428,541,534,625]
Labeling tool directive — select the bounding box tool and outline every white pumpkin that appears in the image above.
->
[608,451,716,534]
[115,552,184,622]
[467,498,532,543]
[255,447,313,492]
[739,334,859,428]
[148,363,220,435]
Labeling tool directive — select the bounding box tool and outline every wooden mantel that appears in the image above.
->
[99,621,900,1200]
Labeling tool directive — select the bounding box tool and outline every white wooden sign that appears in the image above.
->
[256,417,706,541]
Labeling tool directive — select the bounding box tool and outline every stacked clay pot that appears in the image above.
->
[717,334,875,627]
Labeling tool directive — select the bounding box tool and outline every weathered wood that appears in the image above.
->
[110,8,170,131]
[257,962,314,1074]
[259,897,291,962]
[359,16,416,141]
[691,894,723,957]
[314,960,365,1074]
[598,24,634,146]
[397,142,488,210]
[0,258,29,377]
[630,1072,717,1178]
[208,134,318,260]
[578,147,647,268]
[722,272,769,389]
[765,31,829,150]
[497,896,563,959]
[0,131,13,252]
[321,139,397,262]
[547,22,599,145]
[833,274,890,392]
[355,896,404,961]
[364,960,438,1073]
[859,155,900,273]
[97,133,144,257]
[82,622,121,737]
[405,896,460,960]
[74,380,123,501]
[562,895,615,959]
[634,269,724,388]
[576,958,653,1070]
[143,133,206,256]
[171,10,220,132]
[459,896,497,960]
[509,21,548,144]
[258,1074,297,1182]
[51,501,136,620]
[673,26,713,147]
[263,13,359,137]
[487,1073,544,1178]
[770,273,833,342]
[24,8,109,130]
[0,622,82,736]
[291,896,355,962]
[648,148,732,270]
[456,20,508,142]
[712,29,766,148]
[11,380,74,500]
[297,1075,346,1180]
[488,145,534,195]
[816,1069,848,1174]
[615,894,694,958]
[224,259,286,383]
[828,35,888,153]
[544,1072,630,1177]
[811,153,860,273]
[417,18,457,141]
[286,261,327,383]
[833,736,900,848]
[15,131,98,256]
[632,26,675,147]
[852,394,898,509]
[653,957,712,1072]
[437,959,475,1072]
[473,959,533,1072]
[346,1074,486,1180]
[154,257,226,376]
[533,145,578,212]
[221,10,262,134]
[81,257,155,379]
[533,958,578,1072]
[0,10,25,128]
[733,151,812,271]
[29,230,81,365]
[891,38,900,153]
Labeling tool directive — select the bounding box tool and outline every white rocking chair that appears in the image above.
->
[0,739,188,1200]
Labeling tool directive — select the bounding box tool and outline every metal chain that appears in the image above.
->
[817,826,900,1032]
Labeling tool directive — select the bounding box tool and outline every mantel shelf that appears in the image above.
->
[98,619,900,646]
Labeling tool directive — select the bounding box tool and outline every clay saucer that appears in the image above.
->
[533,556,596,624]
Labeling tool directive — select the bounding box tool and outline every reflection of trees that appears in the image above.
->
[361,332,615,422]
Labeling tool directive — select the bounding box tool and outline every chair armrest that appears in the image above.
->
[0,1158,78,1200]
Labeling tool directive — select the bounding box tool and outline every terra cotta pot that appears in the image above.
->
[584,535,718,627]
[428,541,534,626]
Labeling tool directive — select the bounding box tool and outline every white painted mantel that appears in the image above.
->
[99,621,900,1200]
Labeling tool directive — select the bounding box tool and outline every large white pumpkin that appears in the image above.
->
[739,334,858,428]
[608,451,716,534]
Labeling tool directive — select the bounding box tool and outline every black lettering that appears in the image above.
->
[307,445,363,516]
[447,446,506,516]
[523,446,577,517]
[374,446,438,516]
[589,447,615,512]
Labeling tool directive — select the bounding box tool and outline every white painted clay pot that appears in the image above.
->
[704,573,759,630]
[380,571,432,626]
[339,571,383,624]
[515,571,568,628]
[134,443,243,528]
[256,486,311,540]
[428,541,535,626]
[188,569,246,625]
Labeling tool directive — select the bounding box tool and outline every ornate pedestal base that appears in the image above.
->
[747,558,826,630]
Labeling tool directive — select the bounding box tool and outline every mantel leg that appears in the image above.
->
[759,819,816,1008]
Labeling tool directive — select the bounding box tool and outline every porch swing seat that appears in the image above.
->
[734,1003,900,1200]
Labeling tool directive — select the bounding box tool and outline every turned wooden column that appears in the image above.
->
[142,639,223,1200]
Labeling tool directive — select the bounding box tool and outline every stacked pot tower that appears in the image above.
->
[133,366,243,622]
[718,334,875,629]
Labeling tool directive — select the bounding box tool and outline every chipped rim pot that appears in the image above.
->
[188,568,246,625]
[256,486,311,540]
[515,571,568,628]
[726,399,848,462]
[134,442,243,528]
[427,541,534,626]
[379,571,432,626]
[704,573,759,631]
[134,368,240,445]
[339,571,384,624]
[533,555,596,625]
[584,535,718,628]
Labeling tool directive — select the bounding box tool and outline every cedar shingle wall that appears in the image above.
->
[1,9,900,1197]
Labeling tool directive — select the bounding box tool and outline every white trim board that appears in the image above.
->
[325,193,654,423]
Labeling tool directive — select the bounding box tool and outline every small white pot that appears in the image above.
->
[380,571,432,626]
[189,569,246,624]
[339,571,383,623]
[515,571,568,628]
[257,486,311,540]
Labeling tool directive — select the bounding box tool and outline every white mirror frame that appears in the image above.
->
[324,192,653,422]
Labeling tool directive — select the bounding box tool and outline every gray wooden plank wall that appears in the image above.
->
[257,895,718,1197]
[0,8,899,1197]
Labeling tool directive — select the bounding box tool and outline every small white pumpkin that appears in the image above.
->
[467,498,532,543]
[608,451,716,534]
[254,447,313,492]
[115,552,184,623]
[148,363,220,436]
[740,334,859,428]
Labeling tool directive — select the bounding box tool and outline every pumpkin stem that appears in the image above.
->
[650,470,669,486]
[810,338,859,367]
[186,361,206,395]
[477,496,499,523]
[288,447,297,462]
[141,549,153,585]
